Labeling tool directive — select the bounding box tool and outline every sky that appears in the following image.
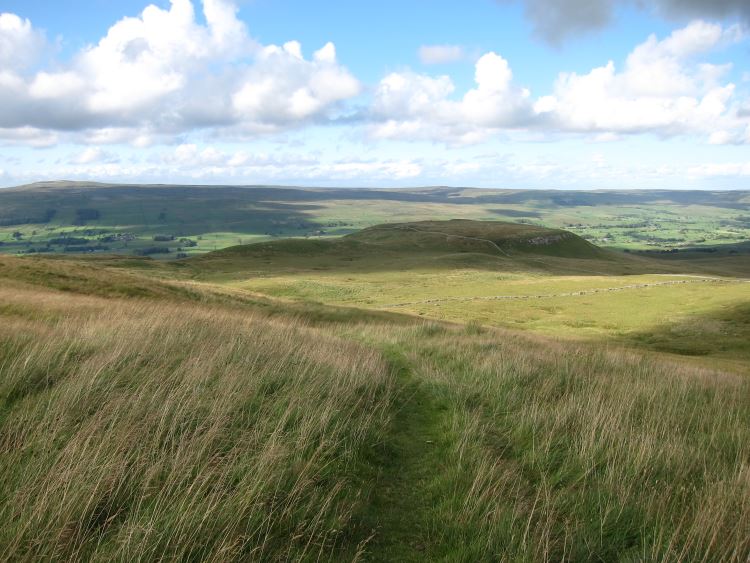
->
[0,0,749,189]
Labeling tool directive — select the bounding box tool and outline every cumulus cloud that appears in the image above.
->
[371,52,534,143]
[0,0,360,145]
[503,0,750,44]
[3,1,748,153]
[231,41,361,129]
[535,21,749,140]
[418,44,466,64]
[369,21,749,145]
[0,13,46,69]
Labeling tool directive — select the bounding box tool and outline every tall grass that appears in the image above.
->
[1,257,749,561]
[0,287,393,561]
[379,325,750,561]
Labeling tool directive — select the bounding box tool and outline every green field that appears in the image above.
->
[1,182,748,258]
[1,198,749,560]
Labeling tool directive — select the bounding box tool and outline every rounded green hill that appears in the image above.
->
[346,219,607,258]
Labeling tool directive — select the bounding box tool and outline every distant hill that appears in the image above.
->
[347,220,609,259]
[1,182,748,257]
[183,220,640,282]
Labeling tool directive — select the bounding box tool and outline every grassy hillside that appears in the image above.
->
[347,220,609,258]
[185,219,632,278]
[0,253,748,560]
[1,182,748,257]
[177,220,750,372]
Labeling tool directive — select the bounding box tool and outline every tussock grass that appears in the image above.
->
[0,289,393,561]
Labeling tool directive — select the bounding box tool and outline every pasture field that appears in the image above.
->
[228,271,749,371]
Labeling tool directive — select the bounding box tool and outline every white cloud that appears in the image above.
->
[687,161,750,177]
[231,41,361,128]
[2,2,748,159]
[535,21,748,140]
[418,44,465,64]
[152,144,423,180]
[0,126,58,147]
[0,12,45,69]
[0,0,360,145]
[165,143,228,166]
[70,147,119,165]
[371,52,533,143]
[5,138,750,189]
[369,20,749,145]
[12,147,423,184]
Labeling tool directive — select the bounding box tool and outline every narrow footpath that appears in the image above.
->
[361,348,450,562]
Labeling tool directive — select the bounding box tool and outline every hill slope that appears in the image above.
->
[187,219,620,276]
[347,219,609,258]
[0,252,748,560]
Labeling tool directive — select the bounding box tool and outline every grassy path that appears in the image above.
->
[361,347,450,562]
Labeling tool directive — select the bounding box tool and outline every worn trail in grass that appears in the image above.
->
[362,347,451,562]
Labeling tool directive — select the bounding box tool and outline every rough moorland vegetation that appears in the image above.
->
[1,252,748,561]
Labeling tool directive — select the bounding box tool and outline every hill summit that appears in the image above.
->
[346,220,606,259]
[190,220,612,275]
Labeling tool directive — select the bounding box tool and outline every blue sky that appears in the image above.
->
[0,0,748,188]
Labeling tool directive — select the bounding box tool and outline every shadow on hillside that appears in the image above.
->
[620,302,750,369]
[3,185,749,229]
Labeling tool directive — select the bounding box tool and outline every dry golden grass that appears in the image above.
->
[0,287,393,561]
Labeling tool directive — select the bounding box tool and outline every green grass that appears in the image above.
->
[6,217,748,370]
[0,292,398,560]
[371,325,750,561]
[351,346,451,561]
[169,220,750,371]
[1,217,749,560]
